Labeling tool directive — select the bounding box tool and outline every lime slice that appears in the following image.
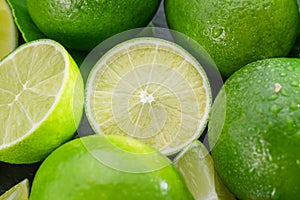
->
[0,0,18,59]
[85,37,211,155]
[174,141,236,200]
[0,39,84,164]
[0,179,29,200]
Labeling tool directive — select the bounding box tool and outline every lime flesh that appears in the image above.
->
[85,37,211,155]
[0,0,18,59]
[174,141,235,200]
[0,179,29,200]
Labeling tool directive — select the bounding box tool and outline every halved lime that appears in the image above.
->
[0,179,29,200]
[0,0,18,59]
[0,39,84,164]
[85,37,211,155]
[174,141,236,200]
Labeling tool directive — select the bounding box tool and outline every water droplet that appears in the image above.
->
[290,81,299,87]
[280,72,287,77]
[268,94,278,101]
[271,188,276,197]
[269,104,282,114]
[254,89,260,95]
[290,102,299,110]
[205,25,226,43]
[296,160,300,165]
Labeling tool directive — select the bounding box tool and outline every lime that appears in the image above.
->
[0,179,29,200]
[0,0,18,59]
[26,0,161,51]
[208,58,300,199]
[174,141,235,200]
[6,0,46,42]
[29,134,194,200]
[85,37,212,155]
[0,39,84,164]
[165,0,300,77]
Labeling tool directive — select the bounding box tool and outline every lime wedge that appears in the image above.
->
[0,39,84,164]
[0,0,18,59]
[85,37,211,155]
[0,179,29,200]
[174,141,236,200]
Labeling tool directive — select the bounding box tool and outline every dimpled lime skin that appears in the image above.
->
[30,135,193,200]
[165,0,300,78]
[208,58,300,199]
[26,0,161,51]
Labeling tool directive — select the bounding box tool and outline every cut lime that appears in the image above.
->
[0,179,29,200]
[85,37,211,155]
[174,141,236,200]
[0,39,84,164]
[0,0,18,59]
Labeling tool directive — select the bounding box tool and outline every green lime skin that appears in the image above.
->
[30,135,193,200]
[208,58,300,199]
[26,0,161,51]
[164,0,300,78]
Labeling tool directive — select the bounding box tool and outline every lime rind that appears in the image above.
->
[0,179,29,200]
[85,37,211,155]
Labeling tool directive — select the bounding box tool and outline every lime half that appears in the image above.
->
[174,141,236,200]
[0,0,18,59]
[0,179,29,200]
[85,37,212,155]
[0,39,84,164]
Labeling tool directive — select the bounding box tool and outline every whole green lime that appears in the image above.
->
[26,0,161,51]
[208,58,300,199]
[30,134,193,200]
[165,0,299,77]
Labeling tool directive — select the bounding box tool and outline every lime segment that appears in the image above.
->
[174,141,236,200]
[85,37,211,155]
[0,0,18,59]
[0,179,29,200]
[0,39,84,164]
